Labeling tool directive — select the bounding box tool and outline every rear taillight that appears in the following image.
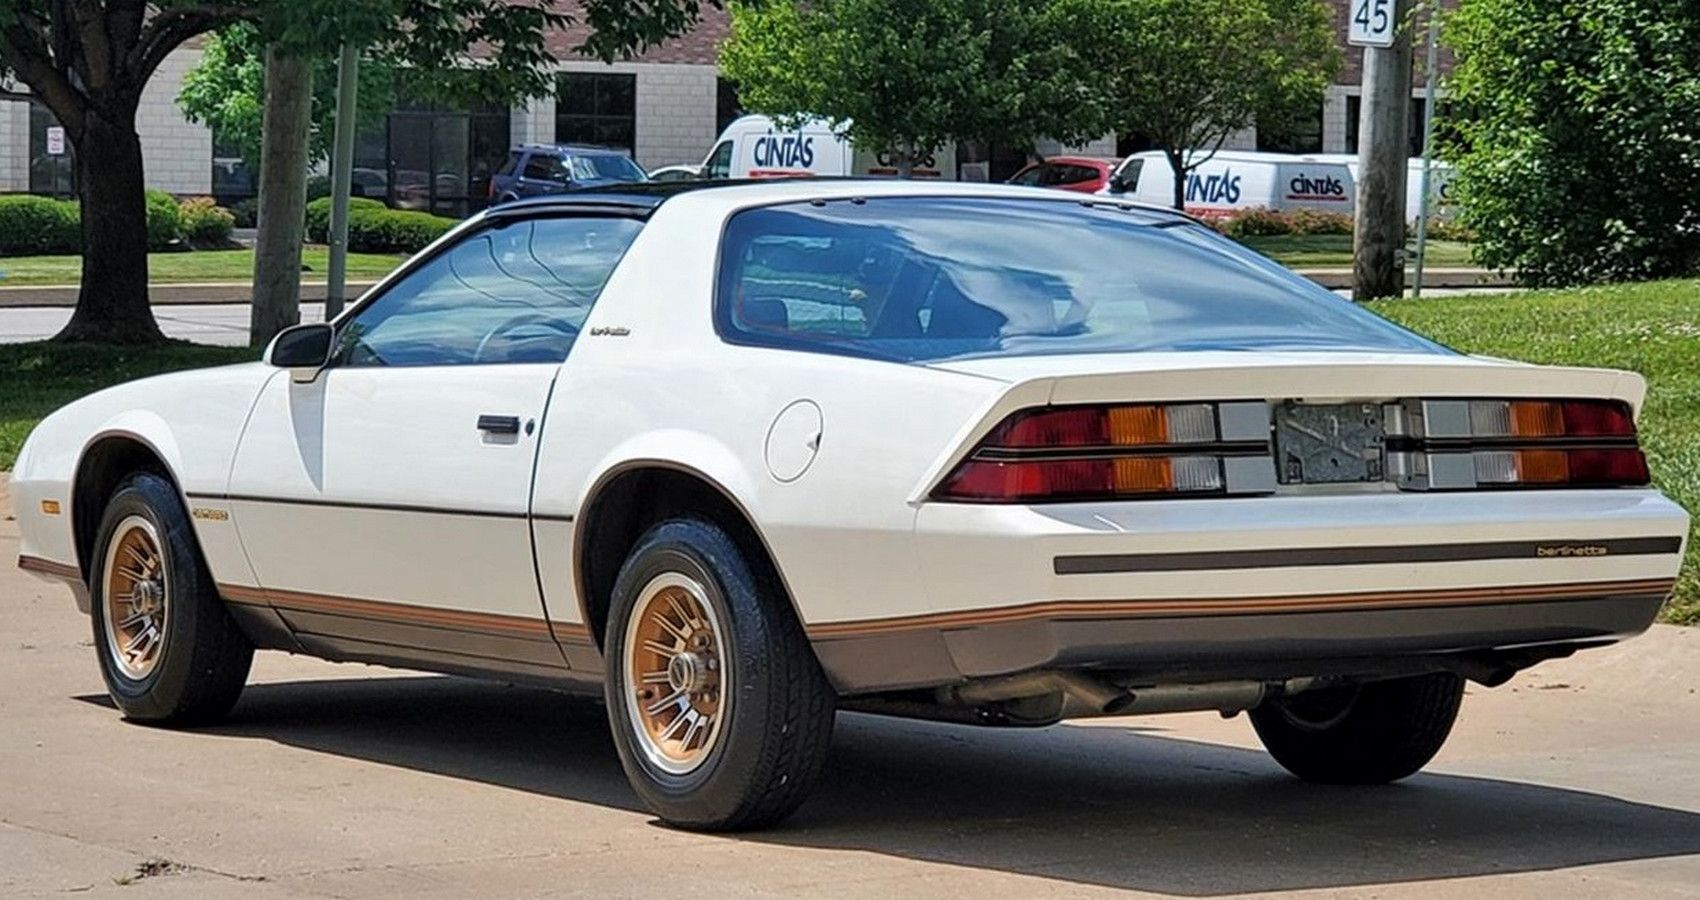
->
[933,403,1274,502]
[1393,398,1649,490]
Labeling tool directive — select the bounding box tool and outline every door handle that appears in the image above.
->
[476,414,522,435]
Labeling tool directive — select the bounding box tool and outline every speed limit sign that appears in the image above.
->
[1348,0,1396,47]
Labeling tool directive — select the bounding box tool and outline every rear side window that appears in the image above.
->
[714,197,1447,362]
[523,154,563,181]
[496,152,520,177]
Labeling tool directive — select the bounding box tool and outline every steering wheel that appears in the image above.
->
[473,313,579,363]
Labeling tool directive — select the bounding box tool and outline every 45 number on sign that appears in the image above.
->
[1349,0,1395,47]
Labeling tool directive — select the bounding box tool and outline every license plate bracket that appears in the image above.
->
[1274,402,1387,485]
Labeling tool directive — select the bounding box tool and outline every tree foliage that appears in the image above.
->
[1442,0,1700,286]
[177,24,396,167]
[0,0,722,343]
[1063,0,1338,207]
[719,0,1101,172]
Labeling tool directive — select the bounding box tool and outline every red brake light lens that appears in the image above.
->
[933,404,1242,502]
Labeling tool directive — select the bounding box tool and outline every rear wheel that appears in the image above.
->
[90,472,253,724]
[1249,672,1464,784]
[603,517,835,831]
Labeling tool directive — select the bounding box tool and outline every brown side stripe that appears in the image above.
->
[805,578,1676,639]
[217,583,588,641]
[17,555,80,581]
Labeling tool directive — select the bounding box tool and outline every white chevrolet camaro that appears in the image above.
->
[12,180,1690,830]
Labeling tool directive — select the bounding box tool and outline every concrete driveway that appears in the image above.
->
[4,475,1699,898]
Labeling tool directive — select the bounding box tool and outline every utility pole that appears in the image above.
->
[1351,0,1415,301]
[1411,0,1442,300]
[325,42,360,321]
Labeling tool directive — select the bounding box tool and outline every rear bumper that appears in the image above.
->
[807,488,1687,694]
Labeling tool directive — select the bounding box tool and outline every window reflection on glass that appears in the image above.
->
[335,217,644,367]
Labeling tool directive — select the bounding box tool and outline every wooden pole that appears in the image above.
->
[1352,0,1415,301]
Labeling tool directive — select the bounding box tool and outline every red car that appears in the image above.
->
[1006,156,1118,193]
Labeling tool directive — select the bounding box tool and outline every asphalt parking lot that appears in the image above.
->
[4,474,1700,899]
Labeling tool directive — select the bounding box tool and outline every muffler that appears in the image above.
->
[944,671,1278,718]
[946,670,1135,714]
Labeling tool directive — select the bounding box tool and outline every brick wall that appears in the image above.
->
[136,47,212,194]
[0,98,27,192]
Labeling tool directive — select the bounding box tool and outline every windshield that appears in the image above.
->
[715,197,1447,362]
[573,153,647,183]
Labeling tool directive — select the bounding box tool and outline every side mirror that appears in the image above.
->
[265,322,334,383]
[1107,174,1131,194]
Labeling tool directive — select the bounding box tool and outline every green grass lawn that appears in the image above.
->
[2,279,1695,622]
[0,342,257,470]
[1242,234,1476,268]
[1370,279,1700,624]
[0,247,406,287]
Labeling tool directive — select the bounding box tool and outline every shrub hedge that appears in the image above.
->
[304,196,456,253]
[178,196,236,246]
[0,195,82,255]
[144,188,182,250]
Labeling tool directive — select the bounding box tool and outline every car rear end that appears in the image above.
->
[830,355,1685,695]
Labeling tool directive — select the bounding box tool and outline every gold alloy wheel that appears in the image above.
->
[622,572,730,776]
[102,515,169,681]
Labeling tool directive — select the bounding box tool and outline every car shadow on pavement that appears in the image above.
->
[87,674,1700,897]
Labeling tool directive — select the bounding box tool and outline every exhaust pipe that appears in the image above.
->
[947,671,1135,715]
[946,671,1279,717]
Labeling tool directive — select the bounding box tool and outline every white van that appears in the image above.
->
[1101,150,1356,215]
[1312,154,1455,222]
[695,114,957,180]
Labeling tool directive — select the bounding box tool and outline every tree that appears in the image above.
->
[0,1,721,344]
[177,23,395,168]
[1063,0,1338,209]
[1443,0,1700,286]
[719,0,1101,177]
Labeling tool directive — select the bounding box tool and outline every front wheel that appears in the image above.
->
[1249,672,1464,784]
[90,472,254,724]
[603,517,835,831]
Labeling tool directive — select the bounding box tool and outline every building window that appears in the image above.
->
[29,99,75,196]
[716,78,744,134]
[210,130,255,207]
[1345,95,1430,157]
[1257,107,1324,154]
[384,96,512,218]
[556,72,636,155]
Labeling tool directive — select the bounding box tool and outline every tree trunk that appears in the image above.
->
[52,108,164,344]
[251,47,315,347]
[897,144,915,179]
[1166,149,1187,211]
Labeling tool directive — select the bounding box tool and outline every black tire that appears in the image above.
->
[89,472,253,724]
[603,517,835,831]
[1249,672,1464,784]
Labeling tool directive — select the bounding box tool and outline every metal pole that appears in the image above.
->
[325,41,360,321]
[1412,0,1442,300]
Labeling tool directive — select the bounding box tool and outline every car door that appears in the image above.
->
[225,214,645,676]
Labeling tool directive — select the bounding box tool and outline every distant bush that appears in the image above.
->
[1216,207,1291,237]
[1214,207,1356,238]
[304,196,454,253]
[178,197,236,247]
[0,195,81,254]
[1424,216,1477,243]
[304,196,385,243]
[349,206,457,253]
[145,189,182,250]
[1285,208,1354,236]
[230,198,258,228]
[306,174,333,202]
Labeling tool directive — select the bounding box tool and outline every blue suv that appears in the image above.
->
[488,144,648,204]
